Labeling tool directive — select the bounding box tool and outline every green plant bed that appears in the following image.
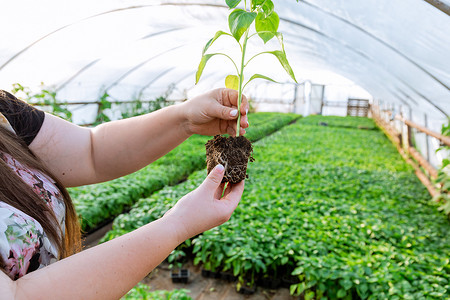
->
[70,112,300,232]
[298,115,378,130]
[104,115,448,299]
[122,283,191,300]
[258,119,411,173]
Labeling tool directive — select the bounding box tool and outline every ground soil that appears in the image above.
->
[205,135,254,184]
[142,261,297,300]
[85,232,297,299]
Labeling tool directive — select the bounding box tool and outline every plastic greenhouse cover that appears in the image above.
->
[0,0,449,124]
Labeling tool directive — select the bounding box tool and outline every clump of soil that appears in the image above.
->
[206,135,254,184]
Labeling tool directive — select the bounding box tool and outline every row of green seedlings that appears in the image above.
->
[102,116,449,299]
[122,283,191,300]
[303,115,450,217]
[69,112,300,233]
[297,115,377,130]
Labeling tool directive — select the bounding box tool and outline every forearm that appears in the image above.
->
[90,103,191,182]
[11,216,185,300]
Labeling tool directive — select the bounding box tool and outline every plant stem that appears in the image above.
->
[236,29,250,137]
[222,182,229,198]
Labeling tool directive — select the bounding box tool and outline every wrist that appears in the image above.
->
[173,102,194,137]
[160,212,192,245]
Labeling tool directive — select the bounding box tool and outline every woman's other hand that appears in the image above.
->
[164,164,244,240]
[181,88,249,136]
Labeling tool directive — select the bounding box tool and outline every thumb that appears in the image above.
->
[201,164,225,192]
[212,102,239,120]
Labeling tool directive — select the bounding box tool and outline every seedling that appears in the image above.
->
[196,0,297,183]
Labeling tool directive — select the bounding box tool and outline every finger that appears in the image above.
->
[214,182,225,199]
[221,88,238,107]
[219,120,229,135]
[240,115,249,129]
[240,94,249,115]
[201,164,225,192]
[223,180,245,207]
[227,126,235,136]
[211,101,239,121]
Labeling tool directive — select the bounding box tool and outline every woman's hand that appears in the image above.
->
[181,88,250,136]
[164,164,244,240]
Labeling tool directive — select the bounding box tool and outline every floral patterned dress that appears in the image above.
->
[0,109,65,280]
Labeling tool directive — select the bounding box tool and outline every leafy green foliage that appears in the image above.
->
[12,83,73,121]
[225,75,239,90]
[264,50,297,82]
[226,0,241,9]
[202,31,231,55]
[197,0,295,86]
[196,0,296,137]
[228,9,257,42]
[122,284,191,300]
[255,10,279,43]
[93,91,112,125]
[106,116,449,299]
[433,118,450,216]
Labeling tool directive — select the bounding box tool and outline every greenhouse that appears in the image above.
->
[0,0,449,299]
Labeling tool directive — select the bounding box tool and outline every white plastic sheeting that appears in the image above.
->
[0,0,449,121]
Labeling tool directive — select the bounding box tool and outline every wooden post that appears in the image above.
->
[371,106,439,197]
[424,113,431,162]
[395,114,450,146]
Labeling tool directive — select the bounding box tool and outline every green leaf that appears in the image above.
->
[305,291,315,300]
[225,75,239,90]
[340,278,353,290]
[202,31,231,55]
[251,0,265,10]
[226,0,241,9]
[255,11,279,43]
[244,74,278,89]
[290,284,298,295]
[228,9,257,42]
[274,32,285,52]
[337,289,347,298]
[195,53,220,84]
[264,50,297,83]
[261,0,275,16]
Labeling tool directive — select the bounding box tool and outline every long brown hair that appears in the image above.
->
[0,109,81,270]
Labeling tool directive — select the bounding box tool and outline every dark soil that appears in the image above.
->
[205,135,254,184]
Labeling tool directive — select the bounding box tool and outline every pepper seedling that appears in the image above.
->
[197,0,297,184]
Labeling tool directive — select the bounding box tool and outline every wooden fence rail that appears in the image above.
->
[371,105,440,198]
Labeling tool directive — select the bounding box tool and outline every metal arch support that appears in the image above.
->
[138,69,196,99]
[2,1,447,116]
[284,24,448,117]
[56,28,187,92]
[104,45,185,92]
[301,0,450,92]
[0,2,228,71]
[137,68,175,99]
[423,0,450,15]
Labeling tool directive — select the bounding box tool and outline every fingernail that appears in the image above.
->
[215,164,224,173]
[230,109,238,117]
[246,109,248,115]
